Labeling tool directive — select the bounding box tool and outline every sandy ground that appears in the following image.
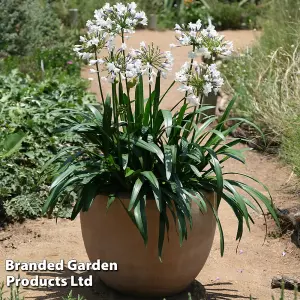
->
[1,30,300,300]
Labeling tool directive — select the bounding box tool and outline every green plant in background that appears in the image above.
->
[0,0,65,57]
[0,282,24,300]
[0,44,82,81]
[222,0,300,174]
[180,0,262,30]
[0,70,96,223]
[0,132,26,160]
[42,2,279,260]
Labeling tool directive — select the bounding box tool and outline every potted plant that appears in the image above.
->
[42,2,279,297]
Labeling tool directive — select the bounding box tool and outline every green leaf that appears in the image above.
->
[133,193,148,246]
[103,94,113,154]
[141,171,162,212]
[208,201,225,256]
[71,189,85,220]
[169,103,188,143]
[50,165,77,190]
[189,164,202,178]
[193,116,218,142]
[175,205,187,246]
[123,93,134,130]
[135,75,144,129]
[122,154,129,170]
[125,167,135,177]
[118,82,124,105]
[216,96,236,131]
[1,131,26,158]
[143,91,154,127]
[131,137,164,163]
[81,181,100,212]
[87,104,103,124]
[153,73,161,121]
[158,206,168,262]
[219,148,246,164]
[128,177,144,211]
[206,148,223,206]
[106,194,116,210]
[224,180,250,230]
[227,180,279,227]
[221,192,244,241]
[42,176,82,214]
[163,145,173,180]
[161,110,172,137]
[171,145,177,173]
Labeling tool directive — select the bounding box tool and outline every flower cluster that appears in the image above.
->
[88,42,174,84]
[175,61,224,106]
[94,2,147,36]
[128,42,174,84]
[171,22,233,60]
[73,2,148,60]
[74,2,232,104]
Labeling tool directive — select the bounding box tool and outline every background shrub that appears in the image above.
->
[0,45,81,80]
[0,70,96,223]
[222,0,300,173]
[0,0,65,57]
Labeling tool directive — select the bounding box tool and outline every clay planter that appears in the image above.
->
[80,192,216,297]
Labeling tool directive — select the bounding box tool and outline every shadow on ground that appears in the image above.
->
[24,267,251,300]
[205,282,255,299]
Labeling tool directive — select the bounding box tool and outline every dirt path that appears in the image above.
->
[1,30,300,300]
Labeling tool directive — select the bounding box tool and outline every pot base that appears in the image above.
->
[92,275,207,299]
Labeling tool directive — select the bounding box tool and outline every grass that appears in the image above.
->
[222,0,300,175]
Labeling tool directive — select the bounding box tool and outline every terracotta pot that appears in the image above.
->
[80,192,216,297]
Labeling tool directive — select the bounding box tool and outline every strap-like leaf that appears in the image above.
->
[141,171,162,212]
[161,110,172,137]
[133,192,148,246]
[128,177,144,211]
[163,145,173,180]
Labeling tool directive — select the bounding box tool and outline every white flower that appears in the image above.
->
[175,61,224,100]
[89,69,98,73]
[135,11,147,25]
[186,94,200,106]
[188,20,202,31]
[173,19,233,61]
[170,43,177,49]
[178,84,192,93]
[88,77,94,81]
[128,2,137,12]
[174,24,182,30]
[140,41,146,48]
[89,59,98,65]
[203,82,213,96]
[197,47,211,59]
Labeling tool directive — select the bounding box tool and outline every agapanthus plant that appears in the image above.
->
[42,2,279,260]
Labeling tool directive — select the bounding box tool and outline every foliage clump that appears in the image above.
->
[222,0,300,175]
[0,70,95,223]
